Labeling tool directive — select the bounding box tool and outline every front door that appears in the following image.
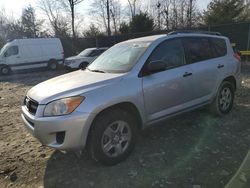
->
[142,39,196,122]
[4,45,23,69]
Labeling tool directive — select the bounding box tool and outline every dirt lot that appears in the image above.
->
[0,65,250,188]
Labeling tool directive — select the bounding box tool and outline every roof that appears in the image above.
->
[120,31,226,45]
[121,34,166,44]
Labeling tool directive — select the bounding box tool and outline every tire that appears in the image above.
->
[209,81,235,116]
[0,65,11,75]
[79,62,88,70]
[48,60,58,70]
[87,109,138,165]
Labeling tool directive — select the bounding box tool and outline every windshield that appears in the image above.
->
[0,43,9,56]
[78,49,93,57]
[88,42,149,73]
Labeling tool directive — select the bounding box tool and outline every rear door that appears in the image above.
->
[142,39,196,122]
[181,37,226,102]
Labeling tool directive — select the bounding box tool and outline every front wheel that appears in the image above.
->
[0,65,11,75]
[88,109,138,165]
[209,81,235,116]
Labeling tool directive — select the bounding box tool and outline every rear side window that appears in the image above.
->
[182,37,215,64]
[148,39,185,69]
[210,38,227,57]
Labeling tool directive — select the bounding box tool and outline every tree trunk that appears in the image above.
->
[189,0,193,28]
[71,4,75,38]
[107,0,111,36]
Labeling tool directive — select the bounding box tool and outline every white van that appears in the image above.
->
[0,38,64,75]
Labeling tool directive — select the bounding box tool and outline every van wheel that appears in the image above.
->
[209,81,234,116]
[88,109,138,165]
[0,66,11,75]
[48,60,58,70]
[79,62,88,70]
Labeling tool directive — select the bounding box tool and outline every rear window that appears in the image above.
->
[182,37,216,64]
[210,38,227,57]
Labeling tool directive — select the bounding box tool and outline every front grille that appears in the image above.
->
[24,96,38,115]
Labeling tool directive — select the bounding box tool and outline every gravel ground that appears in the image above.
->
[0,65,250,188]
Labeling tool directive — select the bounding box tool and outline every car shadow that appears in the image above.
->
[43,102,250,188]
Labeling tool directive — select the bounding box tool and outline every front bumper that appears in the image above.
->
[21,106,94,150]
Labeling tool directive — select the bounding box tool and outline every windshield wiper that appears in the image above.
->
[87,68,106,73]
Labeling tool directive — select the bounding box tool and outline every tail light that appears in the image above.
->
[234,53,241,62]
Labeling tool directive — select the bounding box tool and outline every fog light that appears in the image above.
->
[56,132,65,144]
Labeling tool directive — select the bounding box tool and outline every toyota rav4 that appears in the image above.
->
[21,31,241,165]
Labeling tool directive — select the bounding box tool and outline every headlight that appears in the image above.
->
[44,96,85,116]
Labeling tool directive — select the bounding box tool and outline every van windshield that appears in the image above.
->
[0,43,9,56]
[88,42,150,73]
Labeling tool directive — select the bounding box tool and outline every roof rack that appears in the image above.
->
[168,30,222,36]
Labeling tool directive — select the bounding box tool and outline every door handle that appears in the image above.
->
[217,64,224,69]
[16,56,20,58]
[183,72,193,77]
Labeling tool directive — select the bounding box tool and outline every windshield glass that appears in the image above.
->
[0,43,9,56]
[88,42,150,73]
[78,49,93,57]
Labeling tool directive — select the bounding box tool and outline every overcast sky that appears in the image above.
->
[0,0,211,19]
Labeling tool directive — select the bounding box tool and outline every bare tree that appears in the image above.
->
[110,0,122,35]
[61,0,84,38]
[179,0,187,27]
[38,0,71,37]
[162,0,171,30]
[90,0,122,35]
[127,0,140,19]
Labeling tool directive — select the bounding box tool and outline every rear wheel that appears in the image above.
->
[0,65,11,75]
[87,109,138,165]
[48,60,58,70]
[210,81,235,116]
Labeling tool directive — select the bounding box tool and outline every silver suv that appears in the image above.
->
[21,31,241,165]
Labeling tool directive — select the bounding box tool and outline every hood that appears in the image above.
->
[65,55,83,61]
[27,70,124,104]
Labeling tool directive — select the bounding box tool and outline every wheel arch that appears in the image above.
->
[223,75,237,91]
[93,102,143,130]
[48,58,57,62]
[79,61,89,69]
[84,101,143,150]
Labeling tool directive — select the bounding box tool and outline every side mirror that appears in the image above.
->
[147,60,166,74]
[3,52,7,57]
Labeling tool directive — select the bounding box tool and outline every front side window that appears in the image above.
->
[182,37,215,64]
[148,39,185,69]
[4,46,19,57]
